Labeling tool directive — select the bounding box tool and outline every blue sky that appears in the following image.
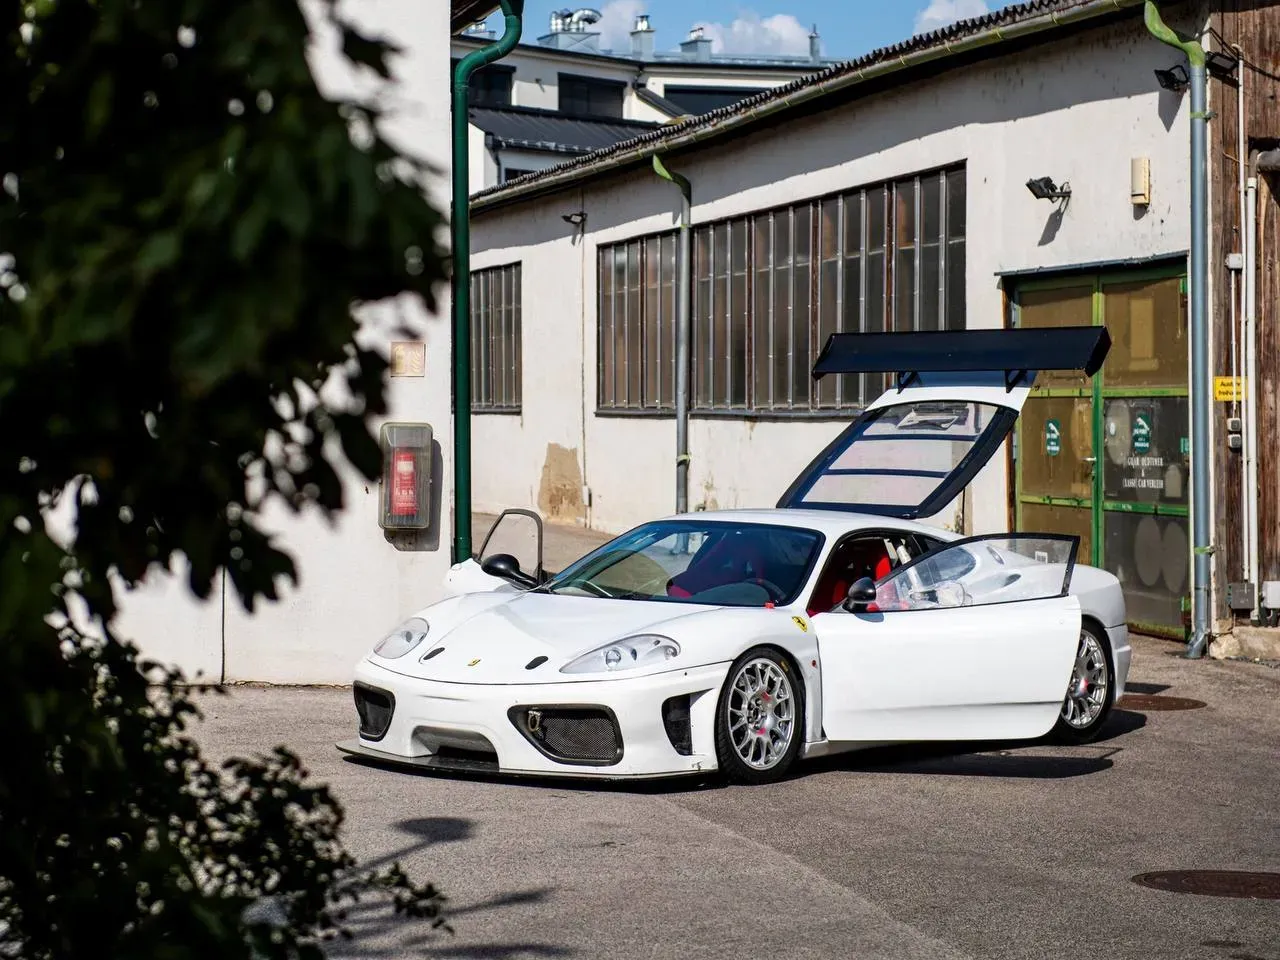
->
[475,1,1009,61]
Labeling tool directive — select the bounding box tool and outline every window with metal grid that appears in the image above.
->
[691,164,967,414]
[592,165,967,417]
[597,233,679,412]
[469,261,522,413]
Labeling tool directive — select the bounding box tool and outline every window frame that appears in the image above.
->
[871,532,1081,610]
[593,162,967,421]
[469,261,523,414]
[596,228,680,416]
[557,72,626,118]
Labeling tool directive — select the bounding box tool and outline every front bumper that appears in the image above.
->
[340,657,732,779]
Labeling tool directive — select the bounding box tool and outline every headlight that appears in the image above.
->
[560,634,680,675]
[373,617,429,659]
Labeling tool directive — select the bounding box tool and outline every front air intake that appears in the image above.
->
[661,694,693,756]
[509,705,623,766]
[353,682,395,742]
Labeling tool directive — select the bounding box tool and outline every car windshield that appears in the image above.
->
[542,520,825,607]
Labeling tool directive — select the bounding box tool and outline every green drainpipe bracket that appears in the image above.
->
[451,1,523,564]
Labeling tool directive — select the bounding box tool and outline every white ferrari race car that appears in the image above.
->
[339,327,1130,784]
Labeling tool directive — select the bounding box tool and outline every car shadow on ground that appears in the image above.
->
[799,707,1147,781]
[339,708,1149,795]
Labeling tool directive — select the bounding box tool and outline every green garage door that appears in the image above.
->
[1012,268,1190,637]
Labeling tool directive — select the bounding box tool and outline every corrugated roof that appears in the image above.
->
[470,105,664,156]
[472,0,1160,208]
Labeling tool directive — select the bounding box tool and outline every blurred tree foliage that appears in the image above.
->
[0,0,451,957]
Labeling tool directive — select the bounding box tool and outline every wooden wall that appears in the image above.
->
[1208,0,1280,621]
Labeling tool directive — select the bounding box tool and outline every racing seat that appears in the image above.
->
[807,539,894,616]
[667,532,768,599]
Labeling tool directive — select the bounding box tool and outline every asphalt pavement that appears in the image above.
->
[194,623,1280,960]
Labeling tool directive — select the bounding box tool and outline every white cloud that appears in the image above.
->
[595,0,647,52]
[914,0,990,35]
[691,13,813,57]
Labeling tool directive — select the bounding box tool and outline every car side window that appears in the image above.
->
[868,535,1078,612]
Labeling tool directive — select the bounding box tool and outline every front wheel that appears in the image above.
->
[714,647,804,785]
[1049,622,1114,744]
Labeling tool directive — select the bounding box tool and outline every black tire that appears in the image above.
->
[714,646,805,785]
[1048,621,1115,744]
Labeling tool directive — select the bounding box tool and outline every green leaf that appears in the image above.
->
[136,232,180,278]
[231,200,270,261]
[86,74,114,139]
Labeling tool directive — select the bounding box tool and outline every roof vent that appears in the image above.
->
[541,7,603,50]
[549,8,602,33]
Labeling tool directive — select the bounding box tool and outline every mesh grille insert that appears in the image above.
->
[662,695,693,755]
[354,683,394,741]
[510,706,623,765]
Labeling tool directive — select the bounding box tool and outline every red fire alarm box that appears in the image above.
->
[379,422,432,530]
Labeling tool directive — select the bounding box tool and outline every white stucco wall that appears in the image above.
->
[470,14,1193,540]
[109,0,457,684]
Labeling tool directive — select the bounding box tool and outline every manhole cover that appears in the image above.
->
[1132,870,1280,899]
[1117,693,1206,711]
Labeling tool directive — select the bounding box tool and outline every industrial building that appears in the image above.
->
[454,9,840,191]
[466,0,1280,646]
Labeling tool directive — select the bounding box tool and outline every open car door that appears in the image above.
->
[443,509,545,596]
[812,534,1082,742]
[777,326,1111,519]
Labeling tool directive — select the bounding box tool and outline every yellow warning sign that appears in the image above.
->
[1214,376,1244,402]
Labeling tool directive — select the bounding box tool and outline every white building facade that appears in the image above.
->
[468,0,1215,637]
[455,12,838,192]
[106,0,466,683]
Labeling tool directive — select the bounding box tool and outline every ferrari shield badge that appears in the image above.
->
[467,658,481,667]
[791,616,808,633]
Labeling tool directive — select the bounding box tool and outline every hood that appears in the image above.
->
[374,590,716,684]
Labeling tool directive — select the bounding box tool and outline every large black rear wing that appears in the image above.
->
[811,325,1112,393]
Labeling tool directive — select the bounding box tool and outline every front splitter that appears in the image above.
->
[335,739,711,783]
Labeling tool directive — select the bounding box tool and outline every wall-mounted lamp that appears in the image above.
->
[1154,63,1189,92]
[562,211,586,227]
[1205,50,1238,79]
[1026,177,1071,201]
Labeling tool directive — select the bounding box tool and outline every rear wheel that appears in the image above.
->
[714,647,804,785]
[1049,622,1114,744]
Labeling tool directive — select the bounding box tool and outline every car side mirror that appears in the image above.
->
[481,553,538,588]
[843,576,878,612]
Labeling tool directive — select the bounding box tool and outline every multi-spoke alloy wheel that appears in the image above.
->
[715,648,804,784]
[1050,623,1114,744]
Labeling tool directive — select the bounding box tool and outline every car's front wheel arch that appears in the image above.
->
[713,644,808,785]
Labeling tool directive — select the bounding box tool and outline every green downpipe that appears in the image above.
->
[1143,1,1212,658]
[451,2,523,564]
